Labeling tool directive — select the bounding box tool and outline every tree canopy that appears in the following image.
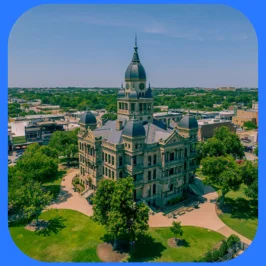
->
[93,177,149,246]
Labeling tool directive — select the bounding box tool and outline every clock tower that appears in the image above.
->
[117,36,154,123]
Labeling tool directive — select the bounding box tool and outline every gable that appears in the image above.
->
[164,131,184,146]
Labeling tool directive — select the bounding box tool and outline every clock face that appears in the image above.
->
[126,83,130,89]
[139,83,145,90]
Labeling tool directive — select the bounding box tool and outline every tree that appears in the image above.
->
[9,180,53,225]
[254,146,258,156]
[243,121,257,130]
[49,129,78,166]
[93,177,149,249]
[201,155,242,204]
[170,221,184,242]
[240,160,258,200]
[15,143,58,182]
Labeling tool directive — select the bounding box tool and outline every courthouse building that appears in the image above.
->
[78,39,198,207]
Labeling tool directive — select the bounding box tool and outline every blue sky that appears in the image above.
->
[8,4,258,88]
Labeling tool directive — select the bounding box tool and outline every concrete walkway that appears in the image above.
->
[148,186,252,245]
[47,171,251,245]
[47,169,93,216]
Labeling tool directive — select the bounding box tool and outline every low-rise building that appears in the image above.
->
[252,101,258,110]
[153,111,182,127]
[197,119,236,141]
[232,109,258,127]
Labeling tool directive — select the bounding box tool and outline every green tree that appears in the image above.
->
[93,177,149,249]
[243,121,257,130]
[240,160,258,200]
[15,143,58,182]
[201,155,242,204]
[213,126,244,159]
[170,221,184,241]
[9,180,53,225]
[49,129,78,166]
[254,146,258,156]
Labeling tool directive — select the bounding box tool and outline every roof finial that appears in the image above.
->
[135,33,137,47]
[121,82,123,88]
[149,82,151,89]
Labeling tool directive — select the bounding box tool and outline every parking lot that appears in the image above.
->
[8,150,25,165]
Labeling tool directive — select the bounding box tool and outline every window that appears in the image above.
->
[108,154,111,164]
[135,144,138,149]
[133,174,137,181]
[139,103,143,111]
[108,169,111,178]
[170,184,174,191]
[169,168,174,176]
[185,148,187,158]
[131,103,135,111]
[153,184,156,195]
[148,156,152,166]
[153,169,156,180]
[148,171,151,181]
[105,168,107,176]
[112,156,114,165]
[125,143,127,147]
[105,153,107,162]
[170,152,175,161]
[128,144,131,148]
[112,171,114,179]
[119,171,123,178]
[153,155,157,164]
[133,156,137,166]
[119,156,123,167]
[102,152,104,160]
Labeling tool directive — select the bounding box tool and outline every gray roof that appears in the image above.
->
[125,44,146,81]
[122,118,146,138]
[92,117,173,145]
[79,111,97,125]
[178,114,198,129]
[128,90,138,98]
[145,88,153,98]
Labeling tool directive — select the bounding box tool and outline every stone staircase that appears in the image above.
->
[81,188,93,199]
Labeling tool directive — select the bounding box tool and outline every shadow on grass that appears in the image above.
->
[180,239,190,247]
[35,216,66,236]
[219,197,258,220]
[128,234,166,262]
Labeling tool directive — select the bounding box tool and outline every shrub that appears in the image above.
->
[219,240,228,257]
[227,234,240,248]
[212,249,221,261]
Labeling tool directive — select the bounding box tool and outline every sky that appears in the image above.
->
[8,4,258,88]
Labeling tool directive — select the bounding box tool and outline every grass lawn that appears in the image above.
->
[12,136,26,144]
[216,185,258,241]
[9,209,225,262]
[42,170,66,200]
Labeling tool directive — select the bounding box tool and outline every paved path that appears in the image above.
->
[47,169,93,216]
[148,185,252,245]
[47,171,251,245]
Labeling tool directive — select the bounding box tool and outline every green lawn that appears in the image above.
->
[216,185,258,240]
[12,136,26,144]
[42,170,66,200]
[9,209,224,262]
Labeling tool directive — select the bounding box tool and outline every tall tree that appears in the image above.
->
[93,177,149,249]
[170,221,184,241]
[9,180,53,225]
[201,155,242,203]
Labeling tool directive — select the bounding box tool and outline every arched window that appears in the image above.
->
[170,184,174,191]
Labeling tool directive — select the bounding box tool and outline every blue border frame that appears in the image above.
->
[1,0,264,265]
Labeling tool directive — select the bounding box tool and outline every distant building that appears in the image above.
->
[217,110,235,121]
[218,86,236,91]
[232,109,258,127]
[153,111,182,127]
[154,105,169,112]
[252,101,258,110]
[25,120,65,145]
[197,119,236,141]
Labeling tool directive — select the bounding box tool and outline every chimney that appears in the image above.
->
[116,120,123,131]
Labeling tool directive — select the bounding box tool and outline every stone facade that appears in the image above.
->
[78,39,198,207]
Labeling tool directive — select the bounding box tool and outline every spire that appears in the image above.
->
[149,82,151,89]
[121,82,123,89]
[132,34,140,63]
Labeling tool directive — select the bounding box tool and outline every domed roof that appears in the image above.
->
[79,111,97,126]
[122,117,146,138]
[125,37,146,81]
[178,113,198,129]
[128,90,138,99]
[117,89,125,98]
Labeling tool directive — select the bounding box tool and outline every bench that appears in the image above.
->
[187,206,194,212]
